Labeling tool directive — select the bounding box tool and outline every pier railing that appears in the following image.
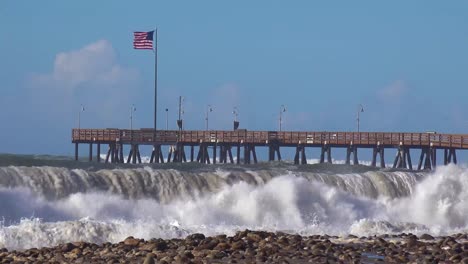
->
[72,129,468,149]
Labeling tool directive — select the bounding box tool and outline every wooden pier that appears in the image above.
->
[72,129,468,170]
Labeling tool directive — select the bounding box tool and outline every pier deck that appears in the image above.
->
[72,128,468,170]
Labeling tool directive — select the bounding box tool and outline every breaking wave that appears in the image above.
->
[0,157,467,250]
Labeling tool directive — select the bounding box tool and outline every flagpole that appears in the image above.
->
[154,28,158,142]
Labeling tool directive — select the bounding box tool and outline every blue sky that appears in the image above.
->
[1,1,468,156]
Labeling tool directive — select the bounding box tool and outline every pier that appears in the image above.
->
[72,129,468,170]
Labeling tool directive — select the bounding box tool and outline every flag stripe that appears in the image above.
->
[133,30,154,50]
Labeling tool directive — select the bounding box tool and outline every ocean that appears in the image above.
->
[0,154,466,250]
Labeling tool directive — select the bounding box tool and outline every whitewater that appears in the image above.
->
[0,154,467,250]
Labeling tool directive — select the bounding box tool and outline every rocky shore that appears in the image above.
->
[1,230,468,263]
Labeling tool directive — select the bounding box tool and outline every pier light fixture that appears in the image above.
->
[130,104,136,142]
[78,104,85,130]
[165,108,169,130]
[130,104,136,131]
[177,96,185,130]
[233,107,239,122]
[205,104,213,130]
[356,104,364,133]
[279,105,287,131]
[233,107,240,130]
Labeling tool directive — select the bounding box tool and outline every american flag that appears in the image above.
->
[133,31,154,50]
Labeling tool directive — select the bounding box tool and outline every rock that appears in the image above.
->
[376,237,387,245]
[278,236,289,245]
[231,240,246,250]
[183,250,194,259]
[139,243,157,251]
[72,242,88,249]
[442,236,457,247]
[405,237,418,248]
[420,233,435,240]
[60,243,76,252]
[311,243,327,251]
[208,250,227,259]
[154,240,169,251]
[123,237,141,247]
[214,242,230,251]
[143,253,156,264]
[449,254,463,262]
[196,238,218,250]
[65,248,82,259]
[187,233,205,241]
[246,233,262,243]
[216,234,227,240]
[173,255,190,263]
[160,256,173,263]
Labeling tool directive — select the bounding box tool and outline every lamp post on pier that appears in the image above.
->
[177,96,184,130]
[130,104,136,141]
[356,104,364,133]
[233,107,240,131]
[279,105,286,131]
[78,104,85,130]
[233,107,238,122]
[165,108,169,130]
[205,104,213,130]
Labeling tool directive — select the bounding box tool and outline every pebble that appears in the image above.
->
[1,230,467,263]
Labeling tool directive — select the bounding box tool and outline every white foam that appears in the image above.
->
[0,164,467,250]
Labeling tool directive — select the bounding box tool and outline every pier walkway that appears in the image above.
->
[72,128,468,170]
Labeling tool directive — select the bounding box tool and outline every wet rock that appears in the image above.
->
[231,240,246,251]
[214,242,230,251]
[420,233,435,240]
[405,236,419,248]
[139,243,157,252]
[123,236,141,247]
[1,231,467,263]
[187,233,205,241]
[246,233,262,243]
[143,253,156,264]
[207,250,227,259]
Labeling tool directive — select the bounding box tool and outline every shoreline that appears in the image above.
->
[1,230,467,263]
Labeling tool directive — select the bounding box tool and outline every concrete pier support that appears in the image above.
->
[418,147,436,170]
[219,144,234,164]
[444,148,457,165]
[219,145,226,163]
[89,143,93,162]
[294,145,307,165]
[190,145,194,162]
[196,143,210,164]
[243,144,257,164]
[371,146,385,168]
[150,145,164,163]
[213,143,217,164]
[127,144,141,164]
[97,143,101,162]
[118,144,123,163]
[345,145,359,165]
[393,146,412,170]
[106,143,121,164]
[169,144,186,162]
[268,140,282,162]
[320,144,332,163]
[105,144,111,163]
